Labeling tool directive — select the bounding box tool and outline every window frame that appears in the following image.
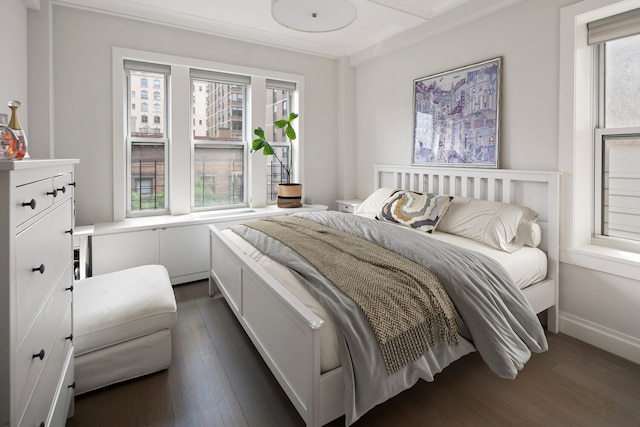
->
[265,81,296,204]
[189,70,251,211]
[591,24,640,251]
[125,66,170,217]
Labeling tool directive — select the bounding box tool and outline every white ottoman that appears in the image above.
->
[73,265,177,395]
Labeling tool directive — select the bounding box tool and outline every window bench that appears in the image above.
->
[88,205,327,285]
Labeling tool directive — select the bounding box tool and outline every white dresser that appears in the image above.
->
[0,159,78,427]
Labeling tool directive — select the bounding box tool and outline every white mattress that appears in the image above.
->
[427,231,547,289]
[222,218,547,373]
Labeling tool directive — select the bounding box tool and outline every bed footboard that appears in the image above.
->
[209,225,344,426]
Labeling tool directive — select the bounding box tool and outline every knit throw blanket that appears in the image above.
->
[245,216,460,375]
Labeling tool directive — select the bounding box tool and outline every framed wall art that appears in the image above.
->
[412,57,501,168]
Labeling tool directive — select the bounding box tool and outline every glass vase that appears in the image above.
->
[7,100,28,159]
[0,125,18,160]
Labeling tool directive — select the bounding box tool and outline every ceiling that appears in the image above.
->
[52,0,521,59]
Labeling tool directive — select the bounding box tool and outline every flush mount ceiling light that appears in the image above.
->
[271,0,358,32]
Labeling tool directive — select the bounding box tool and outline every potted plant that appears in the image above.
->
[252,112,302,208]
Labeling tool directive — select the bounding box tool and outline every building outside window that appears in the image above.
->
[126,61,170,215]
[591,13,640,248]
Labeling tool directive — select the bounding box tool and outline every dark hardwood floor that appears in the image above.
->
[66,280,640,427]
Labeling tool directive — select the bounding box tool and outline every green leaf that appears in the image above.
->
[285,125,296,141]
[288,112,299,121]
[262,142,275,155]
[253,127,265,138]
[274,119,288,129]
[251,138,265,152]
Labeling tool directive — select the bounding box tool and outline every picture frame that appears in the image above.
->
[412,57,501,168]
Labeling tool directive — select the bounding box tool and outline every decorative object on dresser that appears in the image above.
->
[6,100,29,159]
[0,126,18,160]
[0,159,78,427]
[413,57,501,168]
[252,112,302,208]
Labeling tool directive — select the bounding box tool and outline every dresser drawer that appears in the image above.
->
[21,305,73,427]
[15,178,55,227]
[336,199,362,214]
[47,349,74,427]
[16,199,73,339]
[15,263,73,424]
[19,322,73,427]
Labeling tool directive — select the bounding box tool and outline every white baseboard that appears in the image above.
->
[559,312,640,365]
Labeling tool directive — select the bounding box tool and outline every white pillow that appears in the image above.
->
[355,188,396,216]
[526,222,542,248]
[437,197,538,253]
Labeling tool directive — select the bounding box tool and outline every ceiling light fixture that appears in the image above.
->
[271,0,358,32]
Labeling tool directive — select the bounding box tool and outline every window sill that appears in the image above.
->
[560,244,640,281]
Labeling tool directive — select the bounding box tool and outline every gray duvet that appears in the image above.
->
[232,211,548,426]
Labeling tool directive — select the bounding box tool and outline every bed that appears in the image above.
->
[208,165,561,427]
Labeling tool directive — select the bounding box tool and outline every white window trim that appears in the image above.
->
[559,0,640,281]
[112,47,305,222]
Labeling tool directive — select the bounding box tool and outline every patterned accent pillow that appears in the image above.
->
[376,190,453,233]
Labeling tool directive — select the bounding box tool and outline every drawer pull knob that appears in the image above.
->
[65,228,73,235]
[57,186,66,193]
[32,264,45,274]
[65,333,73,341]
[33,349,45,360]
[68,382,76,390]
[22,199,36,209]
[69,181,77,187]
[65,285,74,292]
[47,189,58,197]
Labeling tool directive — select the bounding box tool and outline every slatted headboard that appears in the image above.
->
[373,165,561,283]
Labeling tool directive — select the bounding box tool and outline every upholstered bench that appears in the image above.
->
[73,265,177,395]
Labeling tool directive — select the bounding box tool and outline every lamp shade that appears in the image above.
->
[271,0,357,32]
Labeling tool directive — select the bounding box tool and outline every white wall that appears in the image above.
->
[0,0,29,133]
[49,5,341,226]
[353,0,574,195]
[352,0,640,363]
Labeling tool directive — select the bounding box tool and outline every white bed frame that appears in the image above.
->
[208,165,561,427]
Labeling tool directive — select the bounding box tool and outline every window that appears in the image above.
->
[191,69,250,209]
[265,80,296,203]
[591,12,640,248]
[126,60,170,215]
[115,48,303,220]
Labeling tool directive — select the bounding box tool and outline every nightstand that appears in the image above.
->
[336,199,363,214]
